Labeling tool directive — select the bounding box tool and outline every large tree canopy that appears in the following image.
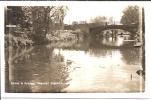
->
[5,6,68,44]
[120,5,139,25]
[29,6,68,44]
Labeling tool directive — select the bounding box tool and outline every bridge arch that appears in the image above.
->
[89,24,138,36]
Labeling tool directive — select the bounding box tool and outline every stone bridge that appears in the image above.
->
[65,23,138,36]
[89,24,138,36]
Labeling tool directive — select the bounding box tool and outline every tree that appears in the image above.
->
[48,6,68,30]
[8,6,68,44]
[5,6,30,35]
[29,6,68,44]
[90,16,107,24]
[108,17,114,25]
[22,6,33,28]
[6,6,25,26]
[120,5,139,25]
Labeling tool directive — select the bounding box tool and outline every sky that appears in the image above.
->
[64,2,141,24]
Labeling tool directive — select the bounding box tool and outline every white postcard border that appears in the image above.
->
[1,1,151,99]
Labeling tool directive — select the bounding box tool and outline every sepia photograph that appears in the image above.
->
[4,2,146,94]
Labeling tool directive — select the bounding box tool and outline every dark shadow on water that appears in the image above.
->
[5,46,70,93]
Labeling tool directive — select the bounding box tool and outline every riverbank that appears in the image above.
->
[5,29,84,48]
[5,32,33,48]
[46,30,84,42]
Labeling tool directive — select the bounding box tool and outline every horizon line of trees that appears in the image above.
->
[70,5,142,26]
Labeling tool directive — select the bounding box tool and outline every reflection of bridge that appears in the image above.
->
[89,24,138,35]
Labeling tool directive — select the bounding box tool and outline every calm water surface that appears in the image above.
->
[6,35,145,93]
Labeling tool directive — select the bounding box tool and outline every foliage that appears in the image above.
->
[5,6,68,46]
[90,16,107,23]
[29,6,68,44]
[120,5,139,25]
[6,6,26,27]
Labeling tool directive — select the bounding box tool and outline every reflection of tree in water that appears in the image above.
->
[87,36,141,65]
[7,46,70,93]
[87,39,117,57]
[88,47,114,58]
[120,48,141,65]
[88,45,141,66]
[6,47,34,92]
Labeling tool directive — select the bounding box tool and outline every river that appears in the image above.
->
[5,34,145,93]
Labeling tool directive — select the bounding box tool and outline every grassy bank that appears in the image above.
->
[5,33,33,48]
[46,30,84,42]
[5,29,85,48]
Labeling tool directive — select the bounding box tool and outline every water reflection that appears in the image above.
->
[6,35,144,93]
[102,36,124,47]
[6,46,70,92]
